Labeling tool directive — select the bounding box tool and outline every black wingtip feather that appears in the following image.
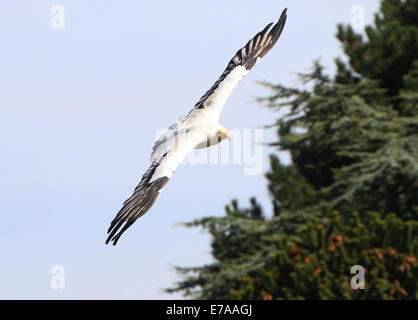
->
[192,8,288,110]
[262,22,274,34]
[105,159,169,245]
[108,220,135,245]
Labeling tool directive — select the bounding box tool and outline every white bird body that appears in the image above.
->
[149,112,224,182]
[106,9,288,245]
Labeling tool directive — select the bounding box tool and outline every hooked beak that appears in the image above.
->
[219,128,230,141]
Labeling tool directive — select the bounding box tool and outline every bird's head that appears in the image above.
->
[216,127,230,143]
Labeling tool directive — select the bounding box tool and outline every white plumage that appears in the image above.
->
[106,9,288,245]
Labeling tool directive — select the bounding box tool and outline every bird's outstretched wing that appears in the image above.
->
[187,8,287,119]
[106,128,205,245]
[106,9,288,245]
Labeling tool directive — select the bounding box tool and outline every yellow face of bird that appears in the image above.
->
[216,128,230,142]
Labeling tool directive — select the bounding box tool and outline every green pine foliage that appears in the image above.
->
[337,0,418,96]
[167,207,418,299]
[167,0,418,299]
[260,61,418,220]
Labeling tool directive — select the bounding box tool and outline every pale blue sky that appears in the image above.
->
[0,1,379,299]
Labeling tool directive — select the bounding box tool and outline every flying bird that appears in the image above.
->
[106,9,288,245]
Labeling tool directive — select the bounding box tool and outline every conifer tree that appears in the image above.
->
[168,0,418,299]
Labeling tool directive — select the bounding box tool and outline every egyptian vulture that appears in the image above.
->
[106,9,288,245]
